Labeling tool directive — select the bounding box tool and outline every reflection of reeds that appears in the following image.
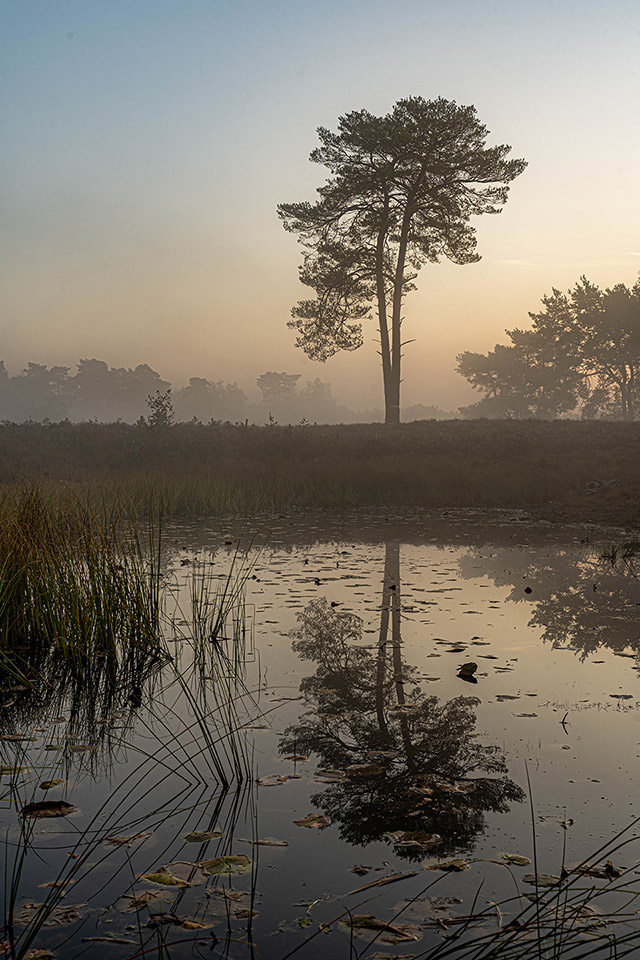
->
[1,541,256,959]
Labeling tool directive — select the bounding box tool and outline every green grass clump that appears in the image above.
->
[0,484,162,670]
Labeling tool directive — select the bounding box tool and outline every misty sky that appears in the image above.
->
[2,0,639,411]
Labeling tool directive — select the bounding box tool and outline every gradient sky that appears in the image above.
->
[2,0,639,411]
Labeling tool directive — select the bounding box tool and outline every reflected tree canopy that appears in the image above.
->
[458,543,640,659]
[280,543,524,857]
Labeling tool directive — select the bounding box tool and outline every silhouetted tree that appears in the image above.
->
[279,96,526,423]
[256,371,301,405]
[457,277,640,420]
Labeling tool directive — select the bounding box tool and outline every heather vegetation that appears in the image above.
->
[0,418,637,526]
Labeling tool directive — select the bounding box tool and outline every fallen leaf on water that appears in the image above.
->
[256,775,288,787]
[314,769,346,783]
[69,745,98,754]
[574,860,624,880]
[25,951,55,959]
[198,855,252,876]
[293,814,331,829]
[14,903,86,927]
[385,831,441,852]
[499,852,531,866]
[338,914,420,944]
[237,836,287,847]
[350,865,372,876]
[105,831,153,846]
[121,891,171,912]
[345,763,385,777]
[282,754,309,762]
[183,830,223,842]
[425,858,470,873]
[141,870,187,888]
[346,872,418,895]
[522,873,561,886]
[0,735,36,742]
[0,765,29,776]
[162,862,208,885]
[20,801,76,819]
[434,780,475,795]
[39,780,65,790]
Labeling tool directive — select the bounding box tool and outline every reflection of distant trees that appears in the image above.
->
[458,546,640,659]
[280,543,523,857]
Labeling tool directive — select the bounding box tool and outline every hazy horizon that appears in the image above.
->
[3,0,639,412]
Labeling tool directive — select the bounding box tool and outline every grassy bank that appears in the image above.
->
[0,419,638,525]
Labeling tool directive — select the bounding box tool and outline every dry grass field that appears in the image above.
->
[0,419,638,527]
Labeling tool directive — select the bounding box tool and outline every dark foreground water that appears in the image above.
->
[2,512,640,960]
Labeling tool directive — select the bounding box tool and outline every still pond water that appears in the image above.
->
[2,512,640,959]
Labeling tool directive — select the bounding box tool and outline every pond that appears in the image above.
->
[2,511,640,959]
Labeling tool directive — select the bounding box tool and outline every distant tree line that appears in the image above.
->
[457,277,640,420]
[0,359,453,425]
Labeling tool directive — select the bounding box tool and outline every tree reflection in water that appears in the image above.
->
[279,542,524,858]
[457,542,640,659]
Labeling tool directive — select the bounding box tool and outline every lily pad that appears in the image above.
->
[345,763,385,777]
[425,858,470,872]
[14,903,86,926]
[385,831,441,852]
[20,801,76,819]
[105,831,153,846]
[198,855,252,876]
[522,873,561,886]
[183,830,223,842]
[293,814,331,829]
[338,914,420,944]
[141,870,187,887]
[499,852,531,866]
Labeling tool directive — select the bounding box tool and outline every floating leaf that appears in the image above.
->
[314,769,345,783]
[298,917,312,928]
[425,858,470,872]
[0,734,35,742]
[176,918,209,929]
[69,745,98,754]
[282,754,309,762]
[366,750,399,761]
[161,862,208,885]
[198,855,252,876]
[20,801,76,819]
[183,830,223,842]
[457,662,478,677]
[14,903,86,927]
[345,763,385,777]
[141,870,187,887]
[105,831,153,846]
[499,852,531,866]
[0,765,29,776]
[39,779,65,790]
[338,914,420,943]
[350,865,372,876]
[574,860,624,880]
[385,831,441,852]
[522,873,561,886]
[293,814,331,829]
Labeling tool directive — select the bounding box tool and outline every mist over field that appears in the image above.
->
[3,5,640,959]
